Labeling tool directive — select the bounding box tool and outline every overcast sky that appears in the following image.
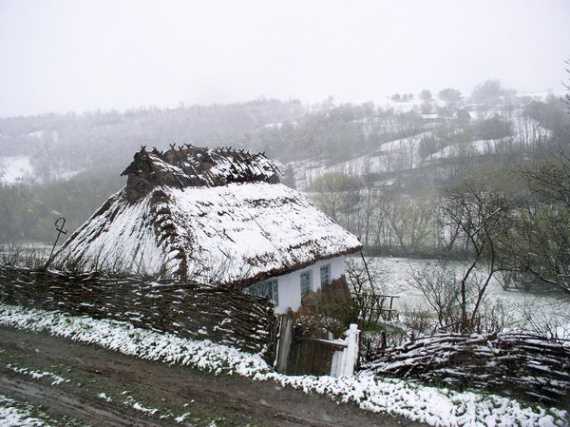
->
[0,0,569,117]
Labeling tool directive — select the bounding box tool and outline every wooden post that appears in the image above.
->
[330,324,360,377]
[275,311,293,373]
[343,324,360,376]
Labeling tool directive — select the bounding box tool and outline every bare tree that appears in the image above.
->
[501,155,570,294]
[563,59,570,109]
[345,256,390,328]
[384,194,435,251]
[309,172,360,227]
[412,178,511,332]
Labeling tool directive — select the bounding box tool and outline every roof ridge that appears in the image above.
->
[121,145,281,203]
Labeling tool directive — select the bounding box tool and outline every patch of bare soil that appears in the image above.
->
[0,325,427,427]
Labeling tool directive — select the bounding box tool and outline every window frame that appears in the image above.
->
[246,279,279,305]
[300,270,312,296]
[266,278,279,306]
[320,264,331,287]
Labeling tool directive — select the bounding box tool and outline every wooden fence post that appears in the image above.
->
[275,311,293,372]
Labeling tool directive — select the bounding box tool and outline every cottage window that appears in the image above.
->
[267,279,279,305]
[320,264,331,286]
[300,271,312,296]
[246,279,279,305]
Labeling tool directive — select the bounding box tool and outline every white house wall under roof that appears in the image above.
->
[247,256,346,313]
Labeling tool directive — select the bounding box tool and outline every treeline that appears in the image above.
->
[0,166,124,244]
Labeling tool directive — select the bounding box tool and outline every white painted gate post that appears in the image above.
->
[330,323,360,377]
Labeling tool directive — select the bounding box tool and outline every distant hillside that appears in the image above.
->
[0,98,305,185]
[0,83,568,247]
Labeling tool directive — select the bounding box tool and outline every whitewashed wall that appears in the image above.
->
[273,256,346,313]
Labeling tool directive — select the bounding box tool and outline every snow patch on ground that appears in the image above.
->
[0,156,34,184]
[6,364,69,386]
[0,303,566,426]
[0,394,48,426]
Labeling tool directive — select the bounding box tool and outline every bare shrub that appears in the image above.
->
[0,246,49,270]
[409,261,461,331]
[345,256,397,329]
[519,299,570,342]
[409,260,511,333]
[398,303,435,340]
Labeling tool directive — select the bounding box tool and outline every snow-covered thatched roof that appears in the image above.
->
[53,146,362,287]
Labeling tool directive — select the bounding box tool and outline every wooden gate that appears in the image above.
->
[273,312,360,376]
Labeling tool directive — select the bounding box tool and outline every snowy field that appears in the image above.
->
[0,303,567,427]
[357,256,570,340]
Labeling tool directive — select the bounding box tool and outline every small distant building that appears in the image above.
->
[53,146,362,313]
[421,113,440,122]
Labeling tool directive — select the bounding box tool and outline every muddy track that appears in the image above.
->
[0,325,426,426]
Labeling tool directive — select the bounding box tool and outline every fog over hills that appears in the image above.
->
[0,82,568,250]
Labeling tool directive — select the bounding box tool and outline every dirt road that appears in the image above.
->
[0,325,426,426]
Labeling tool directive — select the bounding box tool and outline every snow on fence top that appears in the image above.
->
[0,265,274,356]
[53,145,362,284]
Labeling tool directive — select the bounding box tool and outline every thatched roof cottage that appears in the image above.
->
[53,146,362,313]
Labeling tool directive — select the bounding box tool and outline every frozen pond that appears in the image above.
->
[349,256,570,339]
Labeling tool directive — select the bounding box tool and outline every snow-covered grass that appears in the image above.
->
[6,364,69,386]
[0,303,567,426]
[0,395,49,427]
[0,393,84,426]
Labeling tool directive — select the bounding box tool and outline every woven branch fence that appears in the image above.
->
[0,265,275,359]
[363,332,570,407]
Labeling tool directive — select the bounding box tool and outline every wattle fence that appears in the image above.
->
[363,332,570,407]
[0,265,275,359]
